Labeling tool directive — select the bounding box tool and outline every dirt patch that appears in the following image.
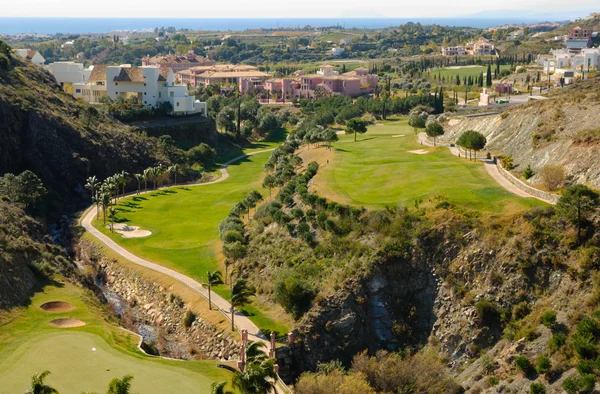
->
[108,223,152,238]
[40,301,74,313]
[392,135,406,138]
[49,318,86,328]
[408,149,430,155]
[335,130,347,135]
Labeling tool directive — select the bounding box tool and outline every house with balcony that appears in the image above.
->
[73,65,206,116]
[441,46,467,56]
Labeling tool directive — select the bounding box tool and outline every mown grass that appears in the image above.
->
[310,120,546,214]
[0,282,233,394]
[433,64,513,80]
[92,136,293,337]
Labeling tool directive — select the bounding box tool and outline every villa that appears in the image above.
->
[13,49,45,66]
[177,64,270,88]
[73,64,206,116]
[537,47,600,84]
[46,61,93,85]
[442,38,494,56]
[142,51,215,73]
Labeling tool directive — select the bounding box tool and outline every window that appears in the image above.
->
[75,89,81,93]
[115,83,118,86]
[170,92,174,97]
[144,83,146,86]
[144,92,146,95]
[159,92,162,98]
[144,101,146,104]
[176,102,179,107]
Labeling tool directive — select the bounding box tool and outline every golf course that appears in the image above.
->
[0,282,232,393]
[309,120,545,213]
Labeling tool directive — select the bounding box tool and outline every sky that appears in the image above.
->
[1,0,597,19]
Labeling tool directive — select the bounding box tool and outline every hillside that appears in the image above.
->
[443,77,600,188]
[0,42,169,214]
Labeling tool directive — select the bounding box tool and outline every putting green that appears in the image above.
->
[311,120,545,214]
[0,283,233,394]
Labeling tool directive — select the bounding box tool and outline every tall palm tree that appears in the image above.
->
[118,171,130,197]
[134,173,143,195]
[203,270,224,310]
[211,381,234,394]
[25,370,58,394]
[168,164,181,186]
[230,278,255,332]
[143,168,152,192]
[106,375,134,394]
[85,176,100,219]
[232,358,277,394]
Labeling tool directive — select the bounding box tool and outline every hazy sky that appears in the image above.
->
[1,0,596,18]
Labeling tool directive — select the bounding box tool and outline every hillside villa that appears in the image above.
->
[441,38,495,56]
[177,64,270,88]
[73,65,206,116]
[46,61,93,85]
[537,46,600,84]
[142,51,215,72]
[13,49,45,66]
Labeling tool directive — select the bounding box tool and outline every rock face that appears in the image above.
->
[277,257,439,383]
[85,254,240,361]
[442,90,600,187]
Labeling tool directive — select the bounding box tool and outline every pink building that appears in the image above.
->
[178,64,270,88]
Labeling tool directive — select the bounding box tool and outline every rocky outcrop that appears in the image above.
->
[442,87,600,187]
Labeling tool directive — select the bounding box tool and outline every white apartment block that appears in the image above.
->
[73,65,206,116]
[46,62,93,85]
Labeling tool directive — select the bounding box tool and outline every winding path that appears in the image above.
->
[417,133,552,203]
[81,148,276,344]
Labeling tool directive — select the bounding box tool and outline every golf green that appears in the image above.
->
[311,120,545,213]
[0,283,232,394]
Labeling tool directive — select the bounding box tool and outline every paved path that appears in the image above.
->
[81,148,276,344]
[417,133,551,203]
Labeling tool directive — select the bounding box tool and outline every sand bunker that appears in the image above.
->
[50,318,86,328]
[108,223,152,238]
[336,130,347,135]
[408,149,430,155]
[392,135,406,138]
[40,301,74,313]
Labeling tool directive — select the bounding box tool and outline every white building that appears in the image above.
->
[331,47,345,57]
[73,65,206,116]
[46,62,92,84]
[14,49,45,66]
[316,65,339,76]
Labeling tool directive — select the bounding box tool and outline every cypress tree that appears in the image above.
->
[456,75,460,85]
[486,64,492,87]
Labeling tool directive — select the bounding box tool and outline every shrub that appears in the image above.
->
[581,374,596,392]
[549,332,567,353]
[475,298,500,327]
[222,230,244,244]
[487,376,499,387]
[572,333,598,359]
[577,359,595,375]
[562,376,580,394]
[539,165,566,191]
[577,316,600,339]
[530,383,546,394]
[513,302,531,320]
[183,310,195,329]
[500,155,514,170]
[536,355,551,374]
[274,272,316,319]
[523,165,534,180]
[515,355,534,375]
[541,311,557,328]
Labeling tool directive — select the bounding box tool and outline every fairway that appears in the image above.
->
[311,120,545,213]
[92,139,293,336]
[0,283,232,394]
[433,64,512,80]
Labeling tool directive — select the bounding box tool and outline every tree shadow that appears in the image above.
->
[163,190,177,194]
[132,196,148,202]
[178,187,192,191]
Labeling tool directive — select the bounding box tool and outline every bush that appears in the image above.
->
[513,302,531,320]
[274,272,316,319]
[183,310,195,329]
[523,165,534,180]
[562,377,580,394]
[530,383,546,394]
[475,298,500,327]
[515,355,534,375]
[572,333,598,359]
[536,355,551,374]
[577,316,600,339]
[549,332,567,353]
[539,165,566,191]
[501,155,514,170]
[541,311,557,328]
[581,374,596,392]
[488,376,499,386]
[577,359,595,375]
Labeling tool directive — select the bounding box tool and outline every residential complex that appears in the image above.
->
[72,65,206,116]
[45,62,93,85]
[537,47,600,84]
[13,49,45,66]
[142,51,215,72]
[441,38,495,56]
[177,64,270,88]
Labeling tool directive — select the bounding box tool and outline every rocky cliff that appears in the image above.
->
[442,78,600,188]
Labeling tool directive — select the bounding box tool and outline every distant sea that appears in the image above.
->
[0,17,552,35]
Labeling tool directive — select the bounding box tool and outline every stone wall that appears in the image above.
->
[98,258,240,361]
[495,159,560,204]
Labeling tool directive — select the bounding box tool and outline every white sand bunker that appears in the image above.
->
[108,223,152,238]
[50,318,86,328]
[408,149,430,155]
[41,301,74,313]
[392,135,406,138]
[336,130,346,135]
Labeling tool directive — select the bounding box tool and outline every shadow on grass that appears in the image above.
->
[132,196,148,202]
[178,187,192,191]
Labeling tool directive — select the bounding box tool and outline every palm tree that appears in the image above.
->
[203,270,224,310]
[118,171,130,197]
[143,168,152,192]
[106,375,134,394]
[211,381,234,394]
[230,278,255,332]
[99,188,112,224]
[244,341,269,363]
[25,370,58,394]
[233,357,277,394]
[85,176,100,219]
[168,164,181,186]
[134,173,143,195]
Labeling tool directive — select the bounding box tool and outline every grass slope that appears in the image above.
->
[92,138,292,336]
[0,282,232,394]
[311,120,545,214]
[434,64,512,80]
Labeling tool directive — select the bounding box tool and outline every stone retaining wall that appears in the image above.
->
[494,159,560,204]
